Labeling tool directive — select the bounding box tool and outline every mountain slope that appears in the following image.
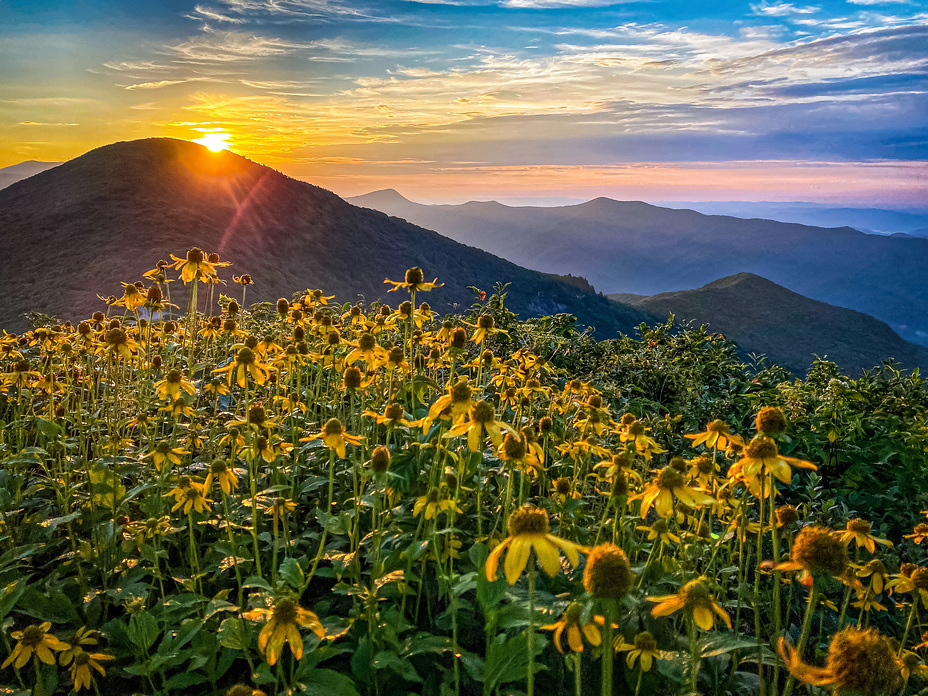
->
[347,190,928,347]
[610,273,928,375]
[0,160,61,191]
[0,139,652,336]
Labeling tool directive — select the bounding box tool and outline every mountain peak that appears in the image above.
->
[350,188,416,206]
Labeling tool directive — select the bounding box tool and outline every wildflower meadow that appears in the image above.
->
[2,248,928,696]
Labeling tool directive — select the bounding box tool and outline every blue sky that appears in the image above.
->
[1,0,926,203]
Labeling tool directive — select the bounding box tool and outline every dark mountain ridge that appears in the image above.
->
[610,273,928,375]
[347,189,928,347]
[0,138,652,336]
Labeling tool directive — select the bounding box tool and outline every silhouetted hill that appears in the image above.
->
[0,139,653,335]
[0,160,60,190]
[609,273,928,375]
[347,192,928,347]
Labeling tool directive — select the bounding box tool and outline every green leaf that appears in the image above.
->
[301,668,361,696]
[279,557,305,591]
[243,576,273,592]
[128,612,160,652]
[0,578,29,621]
[17,588,79,623]
[218,616,250,651]
[165,672,209,689]
[373,649,422,682]
[699,633,763,658]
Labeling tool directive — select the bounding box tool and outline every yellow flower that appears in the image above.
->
[413,488,460,520]
[170,247,216,284]
[300,418,362,459]
[619,420,666,460]
[363,402,416,428]
[60,648,115,692]
[111,282,147,312]
[497,431,544,477]
[648,578,731,631]
[550,477,581,504]
[169,480,212,515]
[486,505,585,584]
[684,419,744,454]
[539,602,606,654]
[728,436,816,495]
[153,369,196,401]
[637,518,681,546]
[212,347,269,387]
[2,622,68,669]
[856,559,889,595]
[384,267,442,293]
[204,458,239,496]
[143,440,189,472]
[840,519,892,554]
[344,333,389,369]
[616,631,662,672]
[634,466,715,519]
[424,379,474,429]
[243,598,325,666]
[905,523,928,544]
[446,400,516,453]
[160,395,196,419]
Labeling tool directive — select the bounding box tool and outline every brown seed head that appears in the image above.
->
[236,347,255,365]
[583,543,633,599]
[502,432,526,460]
[756,406,788,435]
[669,456,687,473]
[656,466,685,490]
[792,525,848,576]
[324,418,344,436]
[370,446,391,474]
[210,459,228,474]
[912,568,928,590]
[106,328,128,346]
[776,505,800,526]
[824,627,902,695]
[272,598,298,625]
[186,248,205,263]
[276,298,289,315]
[21,625,46,646]
[343,366,362,390]
[745,435,778,460]
[388,346,404,364]
[450,327,467,349]
[248,404,267,425]
[539,416,553,434]
[472,400,495,425]
[405,267,424,286]
[385,403,406,421]
[508,504,550,536]
[478,315,494,329]
[847,518,872,535]
[634,632,657,652]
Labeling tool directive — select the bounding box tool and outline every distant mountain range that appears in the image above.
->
[610,274,928,375]
[0,139,650,338]
[657,201,928,237]
[0,160,60,191]
[348,189,928,347]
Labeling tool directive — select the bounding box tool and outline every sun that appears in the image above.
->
[193,132,231,152]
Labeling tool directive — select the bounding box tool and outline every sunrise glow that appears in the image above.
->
[192,132,231,153]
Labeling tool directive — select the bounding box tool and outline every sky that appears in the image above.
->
[1,0,926,205]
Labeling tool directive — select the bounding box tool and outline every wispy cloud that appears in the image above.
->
[751,1,821,16]
[19,121,79,126]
